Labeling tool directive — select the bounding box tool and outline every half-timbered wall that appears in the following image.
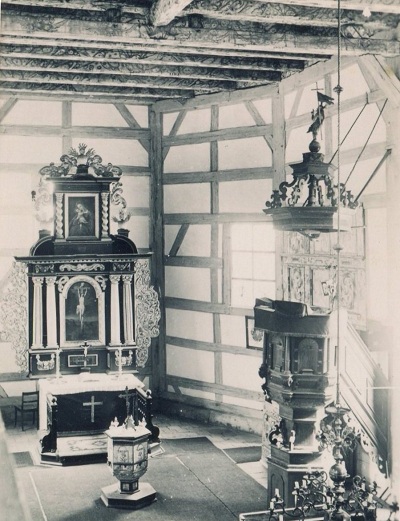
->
[152,55,395,430]
[0,54,397,434]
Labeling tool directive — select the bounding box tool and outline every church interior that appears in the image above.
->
[0,0,399,520]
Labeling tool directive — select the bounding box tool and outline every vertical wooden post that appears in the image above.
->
[272,85,286,299]
[149,109,165,395]
[385,102,400,492]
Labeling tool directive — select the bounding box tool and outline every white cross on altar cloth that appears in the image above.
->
[83,395,103,422]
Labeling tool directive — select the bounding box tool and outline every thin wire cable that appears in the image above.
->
[343,99,388,187]
[329,102,367,165]
[335,0,342,408]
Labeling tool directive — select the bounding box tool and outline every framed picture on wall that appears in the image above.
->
[65,193,99,239]
[246,316,264,350]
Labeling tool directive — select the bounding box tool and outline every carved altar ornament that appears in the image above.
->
[60,263,105,272]
[36,353,55,371]
[111,180,132,227]
[0,261,28,371]
[134,259,161,368]
[31,176,53,228]
[115,349,134,368]
[39,144,122,179]
[35,264,55,274]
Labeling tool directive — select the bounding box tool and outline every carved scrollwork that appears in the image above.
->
[0,262,28,371]
[134,259,161,368]
[94,275,107,291]
[60,263,105,272]
[115,349,134,368]
[57,276,70,293]
[34,264,55,274]
[36,354,55,371]
[39,144,122,178]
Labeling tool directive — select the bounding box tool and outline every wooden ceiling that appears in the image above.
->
[1,0,399,104]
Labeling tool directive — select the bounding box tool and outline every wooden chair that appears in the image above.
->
[14,391,39,431]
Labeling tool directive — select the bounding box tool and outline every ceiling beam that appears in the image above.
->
[0,36,319,64]
[2,13,399,57]
[0,56,284,84]
[150,0,195,27]
[184,0,400,31]
[251,0,400,15]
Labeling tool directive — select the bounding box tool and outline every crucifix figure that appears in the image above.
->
[82,395,103,423]
[118,386,136,428]
[80,340,92,367]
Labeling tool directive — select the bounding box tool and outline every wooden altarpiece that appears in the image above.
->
[16,145,160,379]
[14,146,161,464]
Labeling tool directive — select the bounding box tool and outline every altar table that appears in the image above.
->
[38,373,144,431]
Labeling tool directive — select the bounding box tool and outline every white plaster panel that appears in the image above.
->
[179,388,215,401]
[252,223,276,252]
[330,64,369,101]
[72,103,129,126]
[219,103,257,129]
[179,224,211,256]
[0,136,62,164]
[231,223,253,251]
[166,308,214,342]
[254,280,276,301]
[164,184,210,213]
[164,225,181,254]
[0,215,36,249]
[219,179,272,213]
[219,137,272,170]
[166,344,215,382]
[71,137,149,167]
[220,314,246,347]
[231,280,256,309]
[164,143,210,173]
[176,108,211,134]
[163,112,179,135]
[2,100,62,125]
[284,90,297,119]
[223,395,263,410]
[165,266,211,301]
[366,208,387,323]
[252,99,272,124]
[222,353,263,391]
[126,105,149,128]
[119,175,150,208]
[232,252,253,278]
[253,252,275,280]
[110,216,149,249]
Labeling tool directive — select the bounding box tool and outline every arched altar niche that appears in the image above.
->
[59,275,105,347]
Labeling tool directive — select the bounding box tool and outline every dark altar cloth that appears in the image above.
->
[254,298,334,338]
[56,391,126,434]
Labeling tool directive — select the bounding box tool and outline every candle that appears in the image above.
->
[270,501,274,510]
[294,481,300,489]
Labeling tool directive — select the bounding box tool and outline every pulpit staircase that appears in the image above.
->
[339,323,391,501]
